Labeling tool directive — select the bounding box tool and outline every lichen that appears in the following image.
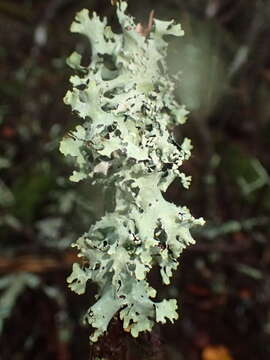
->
[60,1,204,342]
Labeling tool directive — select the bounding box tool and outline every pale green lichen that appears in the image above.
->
[60,1,204,342]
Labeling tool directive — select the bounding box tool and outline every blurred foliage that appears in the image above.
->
[0,0,270,359]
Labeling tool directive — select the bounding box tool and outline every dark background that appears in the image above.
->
[0,0,270,359]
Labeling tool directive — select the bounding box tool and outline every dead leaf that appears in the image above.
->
[202,345,233,360]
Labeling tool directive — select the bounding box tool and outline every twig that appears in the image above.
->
[0,1,32,23]
[136,10,155,37]
[0,251,77,274]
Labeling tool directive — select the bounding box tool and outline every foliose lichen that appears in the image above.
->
[60,1,205,342]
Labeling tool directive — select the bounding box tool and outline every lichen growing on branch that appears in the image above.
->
[60,0,204,342]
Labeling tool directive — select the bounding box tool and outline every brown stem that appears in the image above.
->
[0,251,77,274]
[136,10,155,37]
